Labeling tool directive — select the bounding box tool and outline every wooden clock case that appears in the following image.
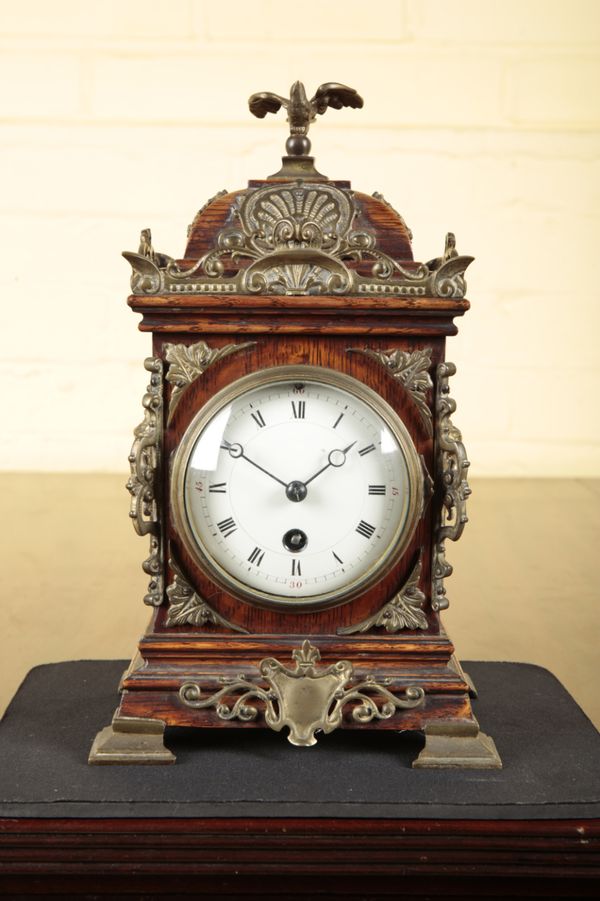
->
[90,85,501,769]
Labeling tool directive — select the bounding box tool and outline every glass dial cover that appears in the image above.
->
[171,366,423,610]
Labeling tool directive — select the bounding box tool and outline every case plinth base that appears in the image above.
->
[89,635,502,768]
[413,721,502,769]
[88,715,175,765]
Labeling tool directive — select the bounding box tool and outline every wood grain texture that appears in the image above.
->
[130,296,469,336]
[0,817,598,897]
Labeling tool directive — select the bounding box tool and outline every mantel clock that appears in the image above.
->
[90,81,501,768]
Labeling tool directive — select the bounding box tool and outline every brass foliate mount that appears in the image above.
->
[248,80,364,181]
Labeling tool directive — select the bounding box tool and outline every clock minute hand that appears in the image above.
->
[303,440,357,487]
[221,440,288,488]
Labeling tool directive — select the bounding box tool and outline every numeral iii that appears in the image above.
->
[358,443,376,456]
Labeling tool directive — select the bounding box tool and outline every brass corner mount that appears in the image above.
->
[248,80,364,181]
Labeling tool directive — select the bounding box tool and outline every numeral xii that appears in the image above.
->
[291,400,306,419]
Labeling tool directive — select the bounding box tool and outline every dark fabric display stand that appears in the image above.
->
[0,660,599,898]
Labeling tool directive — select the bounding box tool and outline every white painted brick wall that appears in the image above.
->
[1,0,599,476]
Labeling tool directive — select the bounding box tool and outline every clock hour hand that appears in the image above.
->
[303,440,357,487]
[221,440,288,488]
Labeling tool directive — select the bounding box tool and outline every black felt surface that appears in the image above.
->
[0,660,598,820]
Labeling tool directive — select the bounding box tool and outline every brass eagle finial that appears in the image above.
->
[249,81,363,160]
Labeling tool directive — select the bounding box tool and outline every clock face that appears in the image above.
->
[171,366,423,610]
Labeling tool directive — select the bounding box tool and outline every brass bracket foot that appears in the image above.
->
[413,721,502,769]
[88,715,175,765]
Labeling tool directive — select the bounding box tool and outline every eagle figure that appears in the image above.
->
[249,81,363,136]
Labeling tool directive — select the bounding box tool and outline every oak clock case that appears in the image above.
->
[89,81,501,768]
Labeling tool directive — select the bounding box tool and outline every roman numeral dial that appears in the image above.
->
[178,369,421,607]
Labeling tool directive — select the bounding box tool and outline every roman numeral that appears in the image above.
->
[248,546,265,566]
[358,443,376,456]
[251,410,266,428]
[332,551,344,565]
[291,559,302,576]
[368,485,386,495]
[291,400,306,419]
[356,520,376,539]
[208,482,227,493]
[216,517,237,538]
[332,412,344,429]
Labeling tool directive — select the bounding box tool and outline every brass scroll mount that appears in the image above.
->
[180,641,424,747]
[248,81,364,180]
[126,357,164,607]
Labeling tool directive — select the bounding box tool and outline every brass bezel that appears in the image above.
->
[170,365,424,612]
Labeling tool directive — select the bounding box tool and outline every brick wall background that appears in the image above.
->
[1,0,599,475]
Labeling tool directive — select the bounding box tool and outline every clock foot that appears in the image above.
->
[88,715,175,765]
[413,720,502,769]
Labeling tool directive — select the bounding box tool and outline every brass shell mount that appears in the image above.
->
[248,80,364,181]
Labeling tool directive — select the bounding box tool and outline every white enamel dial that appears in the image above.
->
[172,366,422,610]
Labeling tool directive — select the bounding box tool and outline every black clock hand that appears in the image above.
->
[303,441,357,487]
[221,440,288,488]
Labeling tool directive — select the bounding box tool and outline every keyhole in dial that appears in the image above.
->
[283,528,308,552]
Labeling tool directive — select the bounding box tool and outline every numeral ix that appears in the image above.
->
[216,517,237,538]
